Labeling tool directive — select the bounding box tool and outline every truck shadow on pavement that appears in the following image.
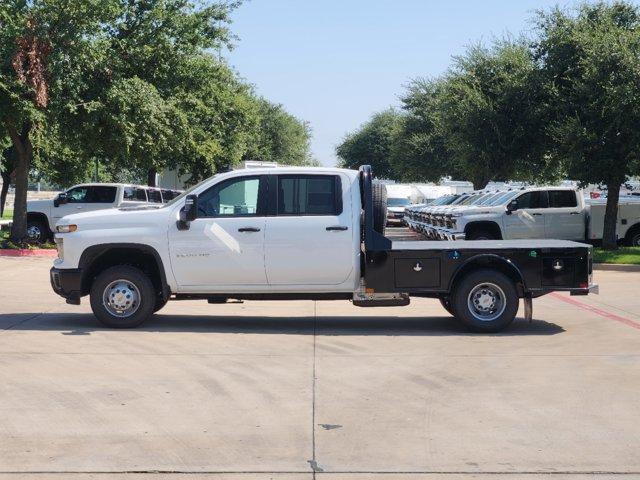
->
[1,312,565,336]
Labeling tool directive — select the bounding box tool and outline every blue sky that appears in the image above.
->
[226,0,585,166]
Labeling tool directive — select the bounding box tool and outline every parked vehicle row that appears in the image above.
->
[406,187,640,245]
[26,183,183,242]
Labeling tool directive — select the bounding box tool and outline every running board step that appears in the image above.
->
[352,292,410,307]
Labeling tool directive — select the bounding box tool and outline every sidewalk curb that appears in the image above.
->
[594,263,640,272]
[0,249,57,257]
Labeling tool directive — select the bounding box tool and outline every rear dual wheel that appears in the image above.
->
[450,269,519,333]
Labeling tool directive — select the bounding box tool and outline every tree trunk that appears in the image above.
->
[601,182,621,250]
[0,170,11,216]
[4,121,33,243]
[147,168,157,187]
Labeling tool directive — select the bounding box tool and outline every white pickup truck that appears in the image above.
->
[407,187,640,246]
[26,183,182,242]
[50,166,597,333]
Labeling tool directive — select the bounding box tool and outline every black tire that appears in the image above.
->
[626,228,640,247]
[90,265,156,328]
[26,218,50,243]
[439,297,454,316]
[466,229,497,241]
[451,269,519,333]
[372,182,387,235]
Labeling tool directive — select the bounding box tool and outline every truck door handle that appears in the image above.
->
[238,227,260,232]
[532,213,542,216]
[326,226,348,231]
[570,212,580,215]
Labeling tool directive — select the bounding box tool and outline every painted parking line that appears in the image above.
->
[550,292,640,331]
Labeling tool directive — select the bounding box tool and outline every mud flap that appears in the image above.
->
[524,296,533,322]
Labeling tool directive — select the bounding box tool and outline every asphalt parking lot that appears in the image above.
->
[1,254,640,480]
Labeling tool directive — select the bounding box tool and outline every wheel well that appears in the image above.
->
[26,212,51,232]
[464,221,502,239]
[450,255,525,297]
[80,246,166,297]
[625,223,640,245]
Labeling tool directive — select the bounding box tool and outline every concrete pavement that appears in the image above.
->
[1,256,640,479]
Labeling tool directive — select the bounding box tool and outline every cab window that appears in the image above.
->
[514,191,547,209]
[198,176,261,217]
[548,190,578,208]
[123,187,148,201]
[66,186,117,204]
[277,175,342,216]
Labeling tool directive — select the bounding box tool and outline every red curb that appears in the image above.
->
[0,249,57,257]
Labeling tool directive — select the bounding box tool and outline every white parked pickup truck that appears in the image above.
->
[50,166,597,333]
[408,187,640,246]
[26,183,182,242]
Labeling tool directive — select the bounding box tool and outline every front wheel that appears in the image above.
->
[27,218,50,243]
[451,269,519,332]
[90,265,156,328]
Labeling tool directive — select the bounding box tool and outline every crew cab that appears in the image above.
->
[26,183,182,242]
[408,187,640,245]
[50,166,597,333]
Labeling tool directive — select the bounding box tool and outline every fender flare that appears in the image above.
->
[448,253,527,294]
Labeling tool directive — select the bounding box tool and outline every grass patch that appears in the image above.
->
[1,209,11,220]
[593,247,640,265]
[0,229,56,250]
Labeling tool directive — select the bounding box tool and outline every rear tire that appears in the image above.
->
[372,183,387,235]
[626,228,640,247]
[90,265,155,328]
[451,269,519,333]
[466,229,497,241]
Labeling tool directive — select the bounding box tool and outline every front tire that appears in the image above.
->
[90,265,156,328]
[451,269,519,332]
[26,218,50,243]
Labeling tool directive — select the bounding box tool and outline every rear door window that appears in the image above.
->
[277,175,341,216]
[124,187,148,202]
[147,188,162,203]
[548,190,578,208]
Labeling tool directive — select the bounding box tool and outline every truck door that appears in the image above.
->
[264,173,354,286]
[503,191,547,239]
[168,175,268,288]
[52,185,118,225]
[545,190,585,240]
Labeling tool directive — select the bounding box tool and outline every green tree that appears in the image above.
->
[392,79,458,183]
[336,108,403,179]
[535,2,640,249]
[246,98,315,166]
[431,41,546,189]
[0,0,121,241]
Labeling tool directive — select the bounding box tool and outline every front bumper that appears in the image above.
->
[50,267,83,304]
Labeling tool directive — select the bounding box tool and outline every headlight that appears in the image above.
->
[56,224,77,233]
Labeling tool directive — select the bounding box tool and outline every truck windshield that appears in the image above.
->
[487,190,519,205]
[388,197,411,207]
[162,175,219,209]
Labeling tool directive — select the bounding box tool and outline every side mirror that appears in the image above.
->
[506,200,518,215]
[178,194,198,230]
[53,193,68,207]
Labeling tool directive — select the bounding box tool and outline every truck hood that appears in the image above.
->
[26,199,52,212]
[56,206,170,229]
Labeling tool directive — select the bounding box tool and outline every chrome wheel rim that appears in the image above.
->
[467,282,506,322]
[102,279,141,318]
[27,225,41,240]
